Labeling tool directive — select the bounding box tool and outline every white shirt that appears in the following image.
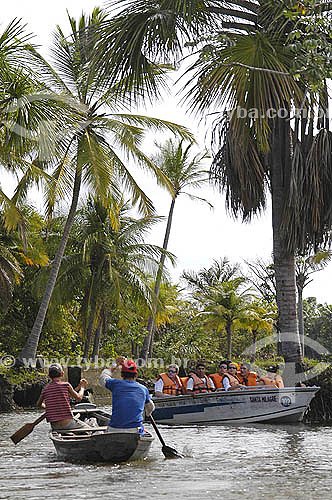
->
[222,376,231,391]
[186,376,215,391]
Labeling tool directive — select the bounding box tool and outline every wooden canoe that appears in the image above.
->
[50,405,153,463]
[50,428,153,463]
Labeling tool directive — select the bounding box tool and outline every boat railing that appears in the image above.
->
[152,385,320,403]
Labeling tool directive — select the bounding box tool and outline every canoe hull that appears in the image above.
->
[152,387,319,425]
[50,431,153,463]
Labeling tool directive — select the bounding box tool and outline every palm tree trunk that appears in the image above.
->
[139,196,176,360]
[18,165,82,366]
[83,306,96,362]
[82,273,98,362]
[270,118,303,384]
[251,330,257,362]
[91,312,103,363]
[226,320,232,359]
[297,285,305,356]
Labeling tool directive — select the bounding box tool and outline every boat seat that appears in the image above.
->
[58,426,108,435]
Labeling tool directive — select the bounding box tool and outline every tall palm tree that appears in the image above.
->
[182,257,241,292]
[139,138,211,359]
[48,196,175,361]
[16,9,193,365]
[100,1,332,382]
[196,277,255,359]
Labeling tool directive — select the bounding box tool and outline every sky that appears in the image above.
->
[2,1,332,304]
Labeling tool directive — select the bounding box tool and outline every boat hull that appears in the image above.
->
[152,387,319,425]
[50,406,153,463]
[50,430,153,463]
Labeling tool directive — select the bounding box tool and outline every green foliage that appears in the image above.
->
[153,300,219,361]
[0,365,45,385]
[303,297,332,355]
[283,0,332,85]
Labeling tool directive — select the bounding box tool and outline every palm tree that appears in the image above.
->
[244,299,276,362]
[16,9,193,365]
[182,257,241,293]
[0,19,68,240]
[0,205,49,314]
[99,1,332,383]
[0,238,22,314]
[49,196,175,361]
[139,138,211,360]
[196,277,255,359]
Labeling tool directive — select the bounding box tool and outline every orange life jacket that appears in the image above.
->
[223,373,241,387]
[209,373,223,389]
[238,371,257,387]
[157,373,185,395]
[181,377,189,390]
[188,373,214,393]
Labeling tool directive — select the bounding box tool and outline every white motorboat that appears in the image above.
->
[151,386,319,425]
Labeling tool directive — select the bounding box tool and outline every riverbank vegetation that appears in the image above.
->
[1,0,332,401]
[1,202,332,371]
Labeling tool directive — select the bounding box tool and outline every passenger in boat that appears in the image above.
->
[221,362,246,391]
[186,362,215,393]
[238,362,258,387]
[37,363,92,431]
[209,361,229,389]
[257,365,284,388]
[154,364,186,397]
[99,356,155,435]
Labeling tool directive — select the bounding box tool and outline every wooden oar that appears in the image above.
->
[149,415,183,459]
[10,413,47,445]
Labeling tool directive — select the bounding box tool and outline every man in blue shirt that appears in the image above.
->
[99,356,155,434]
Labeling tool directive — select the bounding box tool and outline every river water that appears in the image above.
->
[1,408,331,500]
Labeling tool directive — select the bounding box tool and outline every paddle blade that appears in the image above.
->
[162,445,183,459]
[10,423,34,445]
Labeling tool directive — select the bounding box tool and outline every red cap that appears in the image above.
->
[121,359,138,374]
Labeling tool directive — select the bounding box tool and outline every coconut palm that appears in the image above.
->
[0,205,49,314]
[0,238,22,314]
[182,257,241,293]
[139,138,211,359]
[100,1,332,382]
[0,19,70,239]
[196,277,255,359]
[16,8,193,365]
[47,196,175,361]
[244,299,276,362]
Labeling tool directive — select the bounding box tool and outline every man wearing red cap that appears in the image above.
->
[99,356,155,434]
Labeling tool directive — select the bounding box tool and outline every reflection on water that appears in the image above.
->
[1,409,331,500]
